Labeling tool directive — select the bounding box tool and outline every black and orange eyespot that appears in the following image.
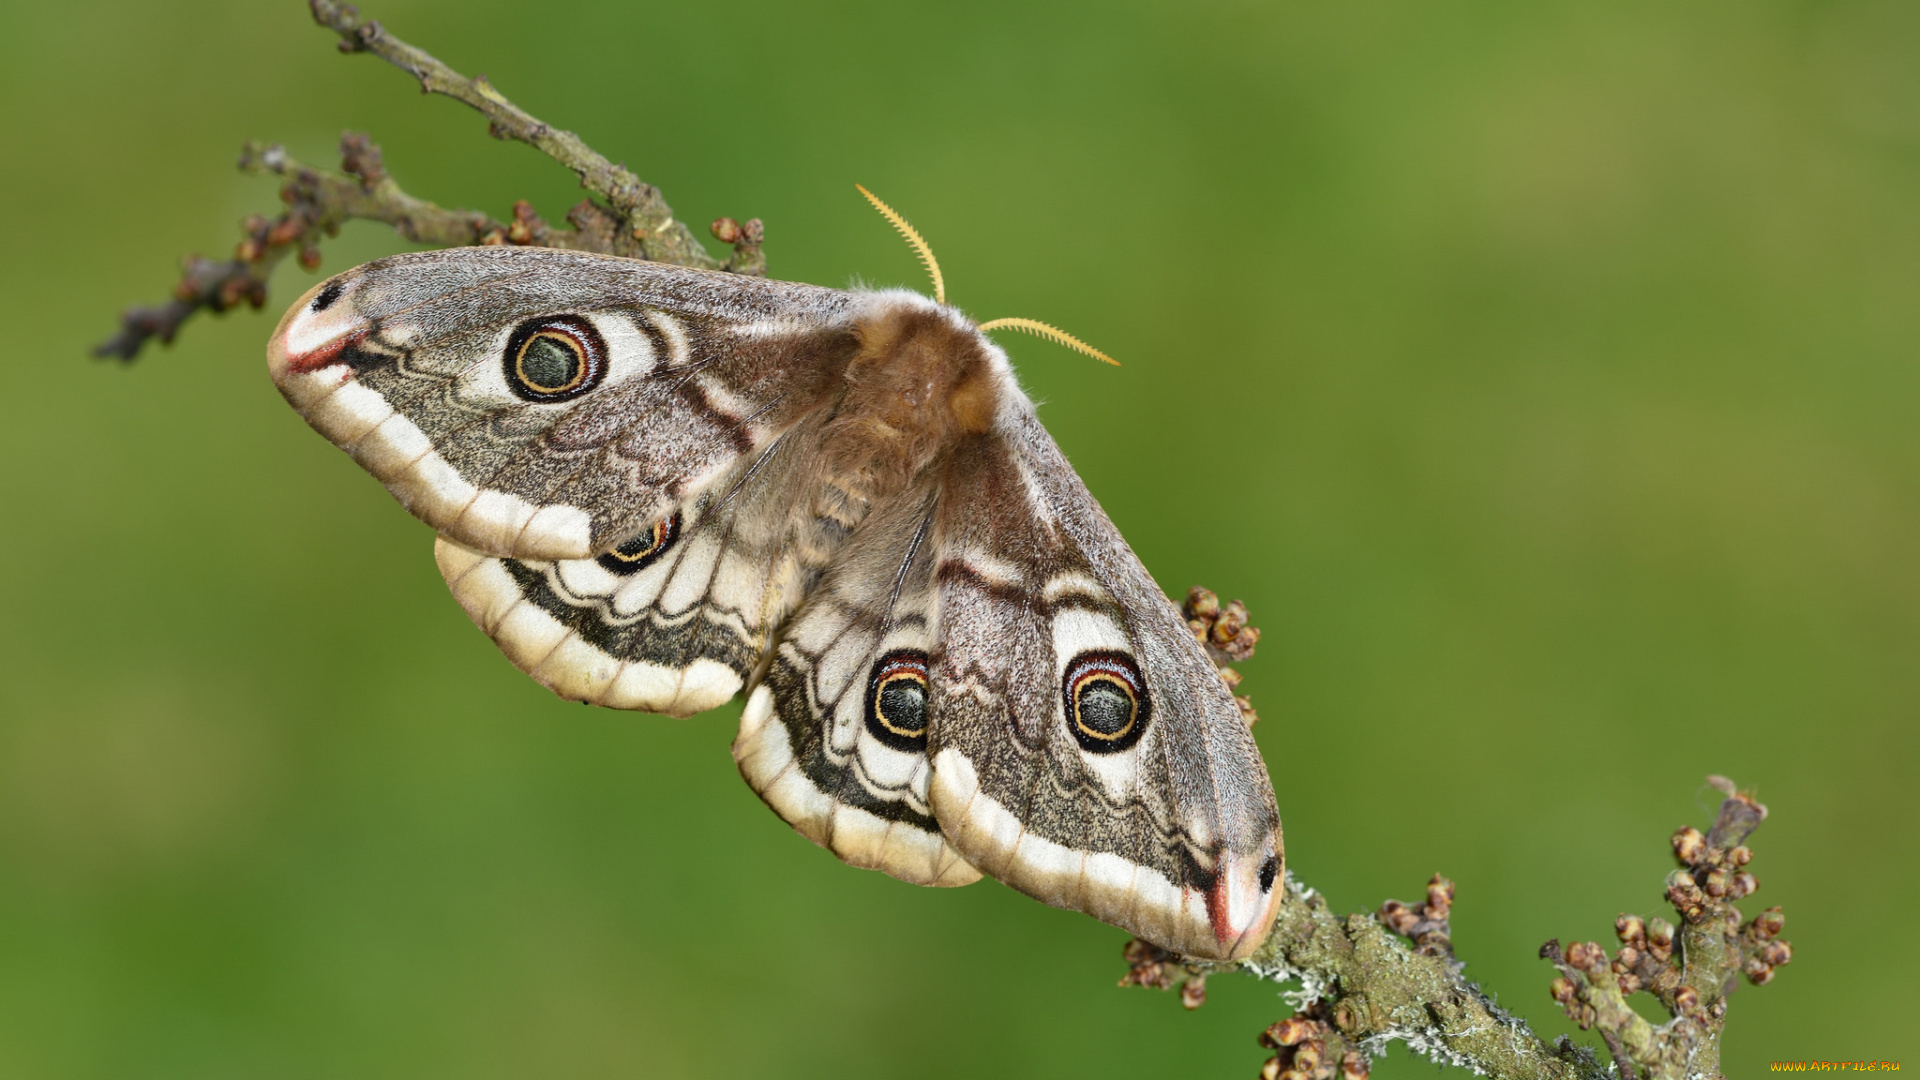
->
[865,649,931,752]
[595,513,681,575]
[1062,650,1150,754]
[504,315,607,402]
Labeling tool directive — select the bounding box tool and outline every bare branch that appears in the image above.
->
[307,0,718,268]
[1131,593,1791,1079]
[94,136,508,362]
[1535,784,1787,1080]
[95,4,765,361]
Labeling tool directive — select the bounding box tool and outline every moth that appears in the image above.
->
[265,191,1284,961]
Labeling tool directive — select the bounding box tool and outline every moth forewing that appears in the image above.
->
[268,248,860,561]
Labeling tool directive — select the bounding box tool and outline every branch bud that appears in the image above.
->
[1671,826,1707,866]
[1549,976,1578,1004]
[1565,940,1607,972]
[1614,913,1646,947]
[1185,587,1220,621]
[1704,868,1729,897]
[1261,1017,1314,1048]
[1673,985,1699,1014]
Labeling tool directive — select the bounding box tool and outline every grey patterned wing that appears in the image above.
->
[733,475,981,886]
[924,411,1284,961]
[268,246,857,561]
[432,412,849,718]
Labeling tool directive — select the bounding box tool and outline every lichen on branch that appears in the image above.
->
[1121,749,1790,1080]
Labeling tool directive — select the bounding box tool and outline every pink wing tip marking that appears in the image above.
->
[1205,850,1283,959]
[280,327,369,375]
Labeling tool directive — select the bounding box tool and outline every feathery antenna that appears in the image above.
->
[977,317,1120,366]
[853,186,1115,366]
[856,184,945,305]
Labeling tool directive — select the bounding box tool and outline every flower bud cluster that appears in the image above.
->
[1602,912,1683,1000]
[1256,1001,1368,1080]
[1116,938,1208,1010]
[1185,587,1261,726]
[1537,779,1792,1080]
[1668,829,1758,923]
[1185,587,1261,659]
[709,215,766,252]
[1378,874,1454,958]
[1741,906,1792,986]
[500,200,550,246]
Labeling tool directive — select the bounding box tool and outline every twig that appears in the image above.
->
[1601,1030,1642,1080]
[1534,781,1787,1080]
[95,2,764,361]
[94,137,499,361]
[1177,768,1789,1080]
[1237,876,1597,1080]
[307,0,716,268]
[1152,595,1791,1080]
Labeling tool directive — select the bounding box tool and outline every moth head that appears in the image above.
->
[846,300,1000,438]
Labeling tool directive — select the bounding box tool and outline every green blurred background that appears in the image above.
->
[2,0,1915,1075]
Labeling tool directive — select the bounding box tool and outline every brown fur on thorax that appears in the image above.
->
[819,303,1000,509]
